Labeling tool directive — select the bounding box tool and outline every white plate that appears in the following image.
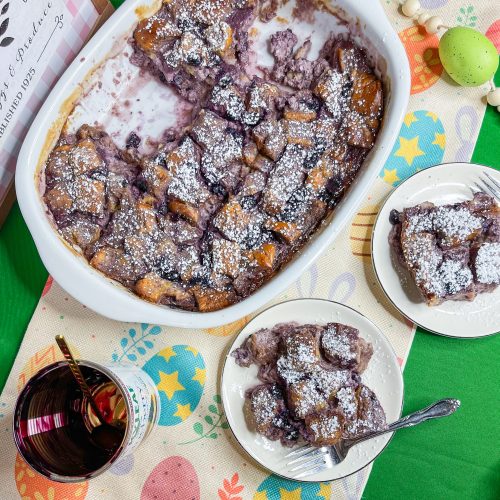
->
[221,299,403,482]
[372,163,500,338]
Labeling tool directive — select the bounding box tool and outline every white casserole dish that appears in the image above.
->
[16,0,410,328]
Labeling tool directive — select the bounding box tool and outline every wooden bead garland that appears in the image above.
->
[400,0,499,111]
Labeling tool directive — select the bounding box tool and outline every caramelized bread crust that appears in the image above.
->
[389,193,500,306]
[43,2,384,312]
[232,322,386,447]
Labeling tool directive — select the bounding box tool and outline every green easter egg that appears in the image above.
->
[439,27,499,87]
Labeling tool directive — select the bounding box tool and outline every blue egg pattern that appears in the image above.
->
[254,474,331,499]
[142,345,206,426]
[379,110,445,187]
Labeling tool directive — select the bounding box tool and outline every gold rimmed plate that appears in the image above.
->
[372,163,500,338]
[220,299,403,482]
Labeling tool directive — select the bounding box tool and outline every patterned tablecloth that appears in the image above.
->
[1,1,499,499]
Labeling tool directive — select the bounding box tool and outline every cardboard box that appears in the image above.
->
[0,0,115,227]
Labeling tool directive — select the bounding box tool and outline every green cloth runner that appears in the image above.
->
[0,1,499,497]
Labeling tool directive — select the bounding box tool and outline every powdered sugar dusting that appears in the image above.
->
[322,324,356,363]
[290,379,325,418]
[315,69,349,120]
[309,414,340,440]
[44,1,384,312]
[393,193,499,304]
[336,387,357,419]
[251,386,278,427]
[475,242,500,284]
[232,321,386,448]
[167,140,209,205]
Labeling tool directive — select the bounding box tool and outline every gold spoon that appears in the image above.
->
[55,335,125,452]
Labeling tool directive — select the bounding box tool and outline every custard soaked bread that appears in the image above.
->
[389,193,500,306]
[233,321,386,447]
[43,0,384,312]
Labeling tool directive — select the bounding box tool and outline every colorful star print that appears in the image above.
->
[317,483,332,499]
[160,346,177,362]
[432,132,446,149]
[254,492,268,500]
[395,136,425,166]
[142,345,206,426]
[278,487,302,499]
[157,371,185,399]
[379,110,446,186]
[403,112,418,127]
[382,168,401,185]
[255,475,332,499]
[192,367,206,386]
[426,111,439,122]
[173,403,192,420]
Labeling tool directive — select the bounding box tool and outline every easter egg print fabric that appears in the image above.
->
[142,346,206,426]
[112,323,163,364]
[399,26,443,94]
[254,475,331,499]
[380,110,446,187]
[141,456,200,500]
[205,317,250,337]
[41,276,54,297]
[17,343,81,393]
[486,19,500,51]
[0,1,497,499]
[15,454,89,500]
[349,204,379,259]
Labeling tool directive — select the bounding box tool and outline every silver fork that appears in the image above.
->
[474,171,500,201]
[284,398,460,479]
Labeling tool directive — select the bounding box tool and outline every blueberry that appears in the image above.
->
[135,178,148,193]
[389,209,401,225]
[269,384,283,399]
[326,177,342,196]
[201,251,212,268]
[341,79,353,99]
[245,228,263,249]
[218,74,233,88]
[161,269,181,282]
[187,54,202,67]
[240,196,257,210]
[211,183,227,198]
[157,202,169,216]
[154,151,168,167]
[285,429,299,441]
[173,73,186,86]
[304,150,321,170]
[207,52,221,67]
[226,127,244,141]
[126,132,141,149]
